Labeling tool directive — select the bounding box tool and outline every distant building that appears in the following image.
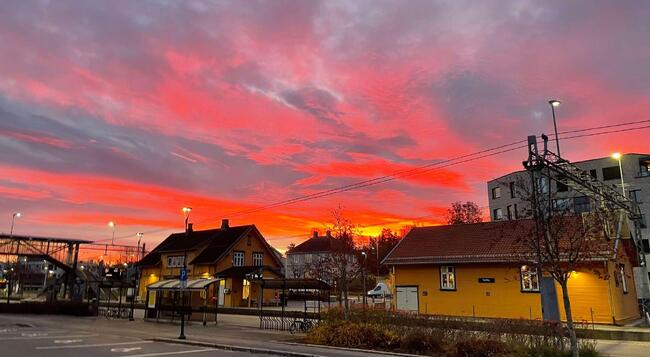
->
[383,221,639,324]
[137,219,283,308]
[285,231,357,285]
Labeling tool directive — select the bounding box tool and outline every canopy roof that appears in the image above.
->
[146,278,220,291]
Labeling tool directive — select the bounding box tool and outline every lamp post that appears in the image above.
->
[179,207,191,340]
[108,221,116,245]
[612,153,626,198]
[10,212,21,236]
[548,100,562,157]
[136,232,144,261]
[361,251,367,311]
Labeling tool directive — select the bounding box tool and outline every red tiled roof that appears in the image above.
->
[287,236,336,254]
[383,220,540,265]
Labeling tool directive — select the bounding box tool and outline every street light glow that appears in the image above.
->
[108,221,115,227]
[612,152,622,160]
[14,212,21,218]
[549,99,561,107]
[182,207,192,214]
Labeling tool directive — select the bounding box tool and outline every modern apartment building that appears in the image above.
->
[487,153,649,232]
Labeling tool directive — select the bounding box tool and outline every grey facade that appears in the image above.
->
[487,153,650,229]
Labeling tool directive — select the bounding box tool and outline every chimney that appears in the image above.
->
[325,230,332,239]
[221,219,229,230]
[186,223,193,233]
[312,231,318,239]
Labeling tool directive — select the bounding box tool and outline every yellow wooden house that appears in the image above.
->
[383,220,639,325]
[136,219,283,309]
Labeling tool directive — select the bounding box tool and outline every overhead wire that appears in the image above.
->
[94,121,650,244]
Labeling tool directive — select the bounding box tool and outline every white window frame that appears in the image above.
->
[253,252,264,266]
[233,251,245,266]
[520,265,540,292]
[440,265,456,290]
[492,187,501,199]
[493,208,503,220]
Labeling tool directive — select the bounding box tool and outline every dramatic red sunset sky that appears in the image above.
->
[0,1,648,255]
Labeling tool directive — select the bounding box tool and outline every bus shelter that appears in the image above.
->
[252,278,331,331]
[145,278,221,326]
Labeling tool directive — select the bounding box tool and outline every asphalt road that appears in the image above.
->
[0,321,252,357]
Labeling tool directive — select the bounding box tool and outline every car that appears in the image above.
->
[367,282,391,298]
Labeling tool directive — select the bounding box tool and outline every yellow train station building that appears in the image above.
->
[136,219,283,310]
[383,220,639,325]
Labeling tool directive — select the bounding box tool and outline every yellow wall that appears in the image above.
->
[138,266,161,300]
[393,262,637,324]
[394,264,542,319]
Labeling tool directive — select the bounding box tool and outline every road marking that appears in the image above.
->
[111,347,142,352]
[37,340,152,350]
[22,332,49,337]
[0,328,17,333]
[123,349,217,357]
[54,339,84,344]
[3,334,97,340]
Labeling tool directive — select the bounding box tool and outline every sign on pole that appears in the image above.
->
[180,268,188,289]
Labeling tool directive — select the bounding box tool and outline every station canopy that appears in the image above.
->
[146,278,220,291]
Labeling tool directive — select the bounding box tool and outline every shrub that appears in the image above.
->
[400,328,445,355]
[454,339,512,357]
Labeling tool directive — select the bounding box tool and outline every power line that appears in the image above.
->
[95,121,649,244]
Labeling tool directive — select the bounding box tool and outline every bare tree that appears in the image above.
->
[510,173,622,357]
[446,201,483,225]
[322,206,360,318]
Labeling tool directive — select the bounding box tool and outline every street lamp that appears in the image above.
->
[548,100,562,157]
[182,207,192,231]
[179,207,192,340]
[108,221,116,245]
[10,212,21,236]
[612,153,626,198]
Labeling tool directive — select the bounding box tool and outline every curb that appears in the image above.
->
[151,338,326,357]
[278,341,423,357]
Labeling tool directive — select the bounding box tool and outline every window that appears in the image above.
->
[641,214,648,229]
[602,166,621,181]
[493,208,504,220]
[620,265,628,294]
[253,252,264,266]
[640,159,650,177]
[506,205,513,220]
[537,177,549,194]
[513,204,519,219]
[630,189,642,204]
[492,187,501,199]
[509,182,516,198]
[520,265,539,292]
[242,279,250,299]
[440,266,456,290]
[589,169,597,180]
[233,251,245,266]
[556,176,568,192]
[552,198,571,211]
[574,196,591,214]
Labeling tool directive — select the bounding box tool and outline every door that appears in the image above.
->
[540,277,560,321]
[396,286,418,312]
[218,280,225,306]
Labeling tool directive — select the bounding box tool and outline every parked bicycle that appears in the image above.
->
[289,318,313,334]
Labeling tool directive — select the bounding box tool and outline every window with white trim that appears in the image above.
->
[520,265,539,292]
[253,252,264,266]
[491,187,501,199]
[440,265,456,290]
[233,251,245,266]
